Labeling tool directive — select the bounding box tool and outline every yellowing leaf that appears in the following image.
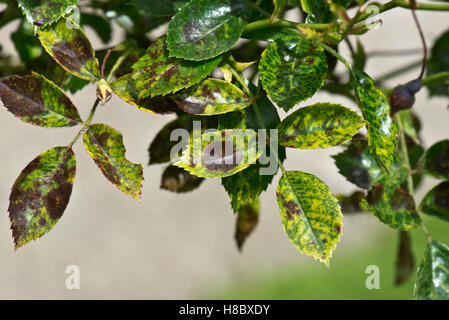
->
[279,103,366,149]
[276,171,343,265]
[83,124,143,199]
[38,17,100,81]
[9,146,76,249]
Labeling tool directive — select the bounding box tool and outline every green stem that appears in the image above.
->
[242,18,330,37]
[68,98,101,148]
[422,71,449,87]
[106,47,134,82]
[396,114,431,242]
[320,43,351,69]
[355,0,449,24]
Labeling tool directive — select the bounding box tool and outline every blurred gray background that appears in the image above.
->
[0,4,448,299]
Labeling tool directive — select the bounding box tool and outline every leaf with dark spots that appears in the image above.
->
[279,103,366,149]
[131,36,221,99]
[0,72,82,127]
[422,140,449,181]
[8,146,76,249]
[414,240,449,300]
[419,182,449,223]
[333,134,383,190]
[173,79,251,115]
[234,200,259,251]
[276,170,343,265]
[220,93,285,212]
[350,68,397,172]
[395,231,415,286]
[38,17,100,81]
[148,114,217,165]
[111,74,178,114]
[83,124,143,199]
[337,191,366,214]
[18,0,78,28]
[166,0,248,60]
[161,165,204,193]
[361,156,421,230]
[259,35,328,112]
[174,129,261,178]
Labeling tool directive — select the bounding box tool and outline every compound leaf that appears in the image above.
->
[422,140,449,181]
[279,103,366,149]
[174,129,261,178]
[350,68,397,172]
[37,17,100,81]
[83,124,143,199]
[259,35,327,112]
[9,146,76,249]
[174,79,251,115]
[161,165,204,193]
[276,170,343,265]
[18,0,77,28]
[131,36,221,99]
[235,199,259,251]
[333,135,383,190]
[111,74,178,114]
[419,182,449,223]
[414,240,449,300]
[0,72,82,127]
[166,0,248,60]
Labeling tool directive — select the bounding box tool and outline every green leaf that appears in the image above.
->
[395,231,415,286]
[83,124,144,199]
[11,21,42,63]
[399,110,421,144]
[166,0,248,60]
[279,103,366,149]
[18,0,77,28]
[220,94,285,212]
[427,29,449,96]
[131,36,221,99]
[333,134,383,190]
[160,165,204,193]
[131,0,188,16]
[37,17,100,81]
[337,191,365,214]
[300,0,334,23]
[422,140,449,181]
[80,13,112,44]
[361,158,421,230]
[259,35,327,112]
[242,26,301,41]
[111,74,178,114]
[419,182,449,223]
[414,240,449,300]
[350,68,397,172]
[173,79,251,115]
[276,170,343,264]
[9,146,76,249]
[174,129,261,178]
[353,39,366,71]
[0,72,82,127]
[272,0,287,20]
[235,199,259,251]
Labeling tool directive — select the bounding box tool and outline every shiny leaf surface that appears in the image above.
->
[166,0,248,60]
[419,182,449,223]
[422,140,449,181]
[259,35,327,111]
